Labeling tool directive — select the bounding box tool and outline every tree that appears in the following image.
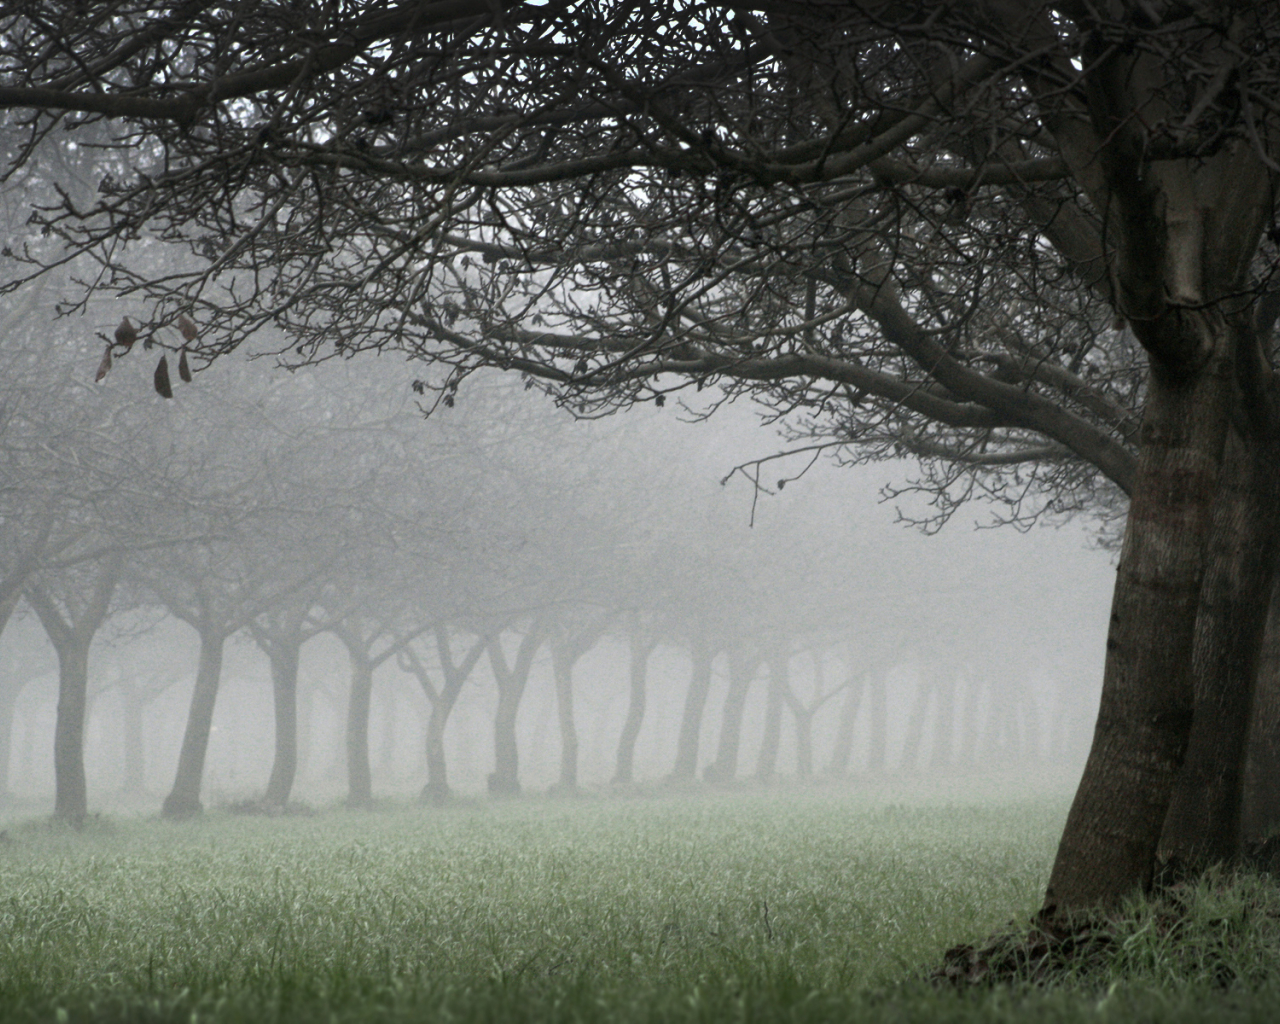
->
[5,0,1280,913]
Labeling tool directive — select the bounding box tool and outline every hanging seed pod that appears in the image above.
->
[94,344,112,382]
[177,314,198,342]
[178,348,192,383]
[154,355,173,398]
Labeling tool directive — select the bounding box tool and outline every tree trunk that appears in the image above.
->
[794,708,816,779]
[613,633,655,785]
[1045,346,1233,913]
[705,649,758,784]
[670,638,714,782]
[487,624,543,797]
[754,658,786,783]
[405,628,484,805]
[1243,581,1280,844]
[899,674,934,774]
[345,653,374,808]
[27,559,121,825]
[50,639,90,824]
[1158,431,1280,869]
[263,639,301,810]
[551,639,579,793]
[423,701,451,803]
[825,673,864,777]
[163,629,226,819]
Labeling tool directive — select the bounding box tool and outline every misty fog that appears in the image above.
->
[0,326,1115,817]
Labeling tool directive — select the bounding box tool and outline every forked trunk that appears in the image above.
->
[1045,344,1233,913]
[1159,430,1280,868]
[163,629,226,819]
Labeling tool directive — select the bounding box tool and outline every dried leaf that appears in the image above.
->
[178,348,192,383]
[94,344,112,382]
[177,314,198,342]
[154,355,173,398]
[114,316,137,352]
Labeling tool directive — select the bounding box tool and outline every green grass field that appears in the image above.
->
[2,787,1279,1022]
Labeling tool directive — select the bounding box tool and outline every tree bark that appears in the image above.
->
[1243,581,1280,844]
[613,630,656,785]
[1045,344,1234,913]
[1158,431,1280,868]
[163,628,227,819]
[670,637,714,782]
[704,648,759,784]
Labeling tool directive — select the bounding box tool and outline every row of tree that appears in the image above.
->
[4,289,1025,818]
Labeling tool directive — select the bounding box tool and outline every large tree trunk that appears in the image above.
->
[613,632,655,786]
[1159,432,1280,868]
[1243,583,1280,845]
[704,649,759,784]
[262,639,301,810]
[163,628,226,819]
[670,638,714,782]
[1045,345,1234,913]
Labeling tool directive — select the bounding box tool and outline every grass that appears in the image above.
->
[0,787,1278,1021]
